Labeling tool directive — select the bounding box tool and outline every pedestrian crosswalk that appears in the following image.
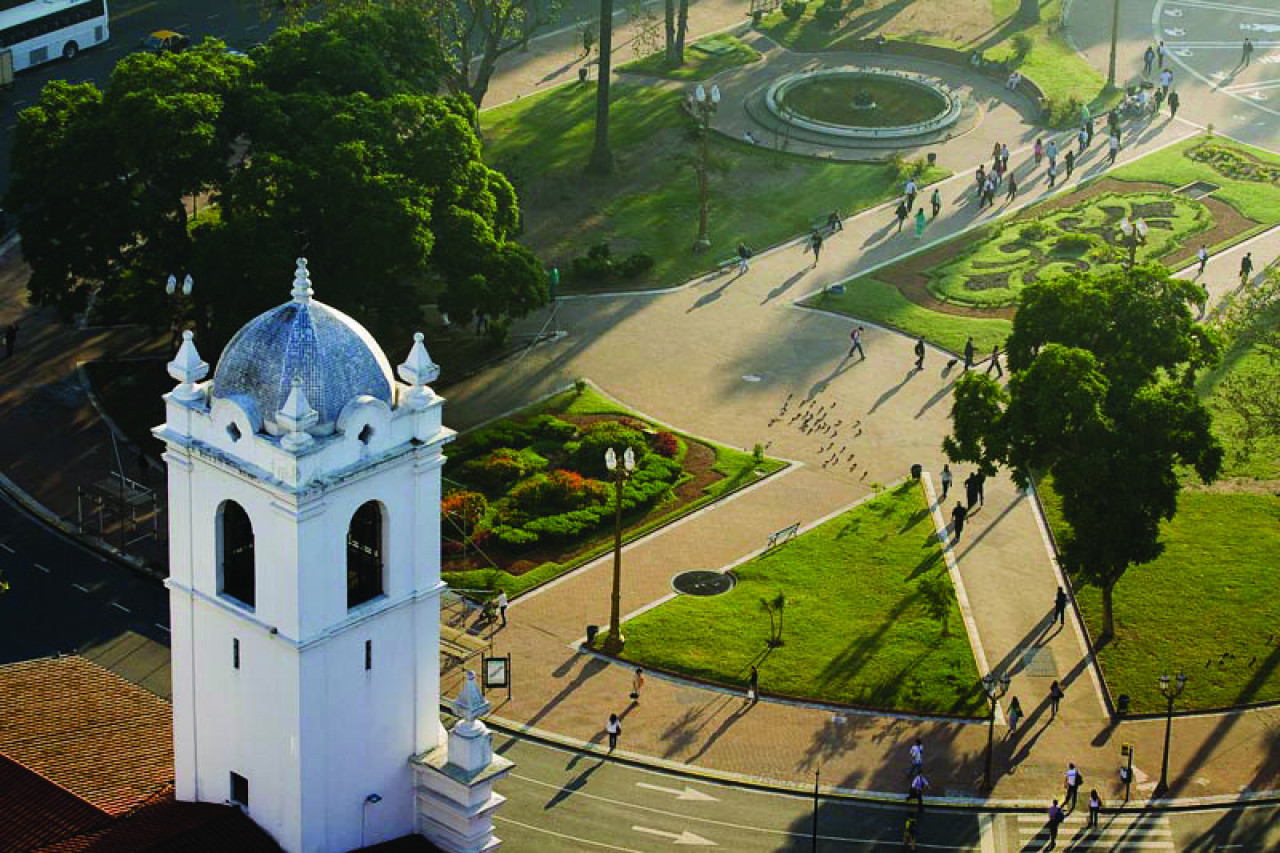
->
[1013,810,1174,850]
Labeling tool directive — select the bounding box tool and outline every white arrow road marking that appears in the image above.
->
[0,542,14,552]
[632,826,717,846]
[636,782,718,802]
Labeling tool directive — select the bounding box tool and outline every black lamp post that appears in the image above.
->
[602,446,635,654]
[1118,216,1149,272]
[690,83,720,252]
[981,671,1011,792]
[1154,670,1187,797]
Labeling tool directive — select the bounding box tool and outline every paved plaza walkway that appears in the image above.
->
[2,0,1280,814]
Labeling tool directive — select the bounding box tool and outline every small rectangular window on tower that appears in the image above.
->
[365,639,372,671]
[230,772,249,808]
[232,638,240,670]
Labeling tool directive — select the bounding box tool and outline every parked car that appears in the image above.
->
[138,30,191,53]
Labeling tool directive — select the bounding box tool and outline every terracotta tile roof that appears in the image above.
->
[0,657,174,815]
[35,787,283,853]
[0,754,111,851]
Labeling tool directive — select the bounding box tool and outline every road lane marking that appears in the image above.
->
[111,602,131,613]
[636,782,718,802]
[494,816,642,851]
[34,563,50,573]
[72,583,89,592]
[979,813,996,853]
[632,825,717,846]
[508,773,981,849]
[108,0,157,23]
[0,542,14,552]
[155,623,170,632]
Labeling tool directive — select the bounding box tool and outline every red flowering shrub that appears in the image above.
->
[510,469,609,513]
[653,431,679,458]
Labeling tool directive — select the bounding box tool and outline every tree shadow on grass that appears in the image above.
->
[816,591,921,692]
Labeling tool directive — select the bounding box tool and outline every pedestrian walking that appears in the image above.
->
[909,738,924,776]
[1088,789,1102,827]
[963,336,975,371]
[1143,44,1156,76]
[3,323,18,359]
[951,502,967,542]
[895,200,909,233]
[964,473,978,510]
[827,208,844,232]
[914,337,926,370]
[1001,143,1010,170]
[497,590,509,627]
[747,665,759,702]
[940,464,953,501]
[1007,696,1023,734]
[848,325,866,360]
[930,187,942,219]
[974,164,987,196]
[606,713,622,750]
[1047,162,1058,189]
[810,229,823,267]
[1196,244,1209,277]
[1107,133,1119,166]
[906,772,929,814]
[1064,763,1083,811]
[986,344,1003,377]
[1033,138,1044,167]
[1049,680,1065,719]
[1077,127,1087,154]
[736,242,752,275]
[1005,173,1018,201]
[914,208,926,239]
[1240,251,1254,285]
[1055,586,1068,626]
[631,667,644,700]
[1168,90,1180,119]
[1155,86,1166,114]
[974,470,986,507]
[982,177,996,208]
[1046,139,1058,169]
[1085,116,1095,146]
[1047,800,1066,849]
[1242,37,1254,67]
[904,176,918,211]
[1158,39,1168,69]
[1160,67,1173,95]
[1065,149,1075,180]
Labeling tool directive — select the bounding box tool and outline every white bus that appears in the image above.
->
[0,0,108,72]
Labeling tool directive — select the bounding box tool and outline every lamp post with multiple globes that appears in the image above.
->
[602,446,635,654]
[690,83,720,252]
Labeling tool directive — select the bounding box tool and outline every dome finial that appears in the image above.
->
[291,258,313,304]
[167,330,209,403]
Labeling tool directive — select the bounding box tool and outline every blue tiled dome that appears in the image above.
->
[211,265,393,433]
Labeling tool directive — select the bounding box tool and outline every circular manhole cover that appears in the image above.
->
[672,570,735,596]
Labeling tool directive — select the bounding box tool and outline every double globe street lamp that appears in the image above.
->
[1154,670,1187,797]
[690,83,720,253]
[1118,216,1150,271]
[602,446,636,655]
[165,273,194,354]
[980,671,1012,792]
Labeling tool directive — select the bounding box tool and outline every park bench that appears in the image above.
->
[767,522,800,549]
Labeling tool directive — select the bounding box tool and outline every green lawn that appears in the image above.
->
[442,385,787,598]
[1110,136,1280,224]
[612,481,986,715]
[480,81,947,292]
[759,0,1107,112]
[618,33,762,80]
[1037,483,1280,713]
[805,279,1012,355]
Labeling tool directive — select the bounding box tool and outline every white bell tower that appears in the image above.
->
[156,260,452,852]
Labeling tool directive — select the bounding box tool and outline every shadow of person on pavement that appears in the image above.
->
[868,367,922,415]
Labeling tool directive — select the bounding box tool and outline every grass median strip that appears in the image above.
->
[606,480,985,715]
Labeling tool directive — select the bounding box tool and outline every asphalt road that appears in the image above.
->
[0,487,170,694]
[491,733,985,852]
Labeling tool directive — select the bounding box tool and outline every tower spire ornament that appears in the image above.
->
[291,258,313,304]
[397,332,440,410]
[167,331,209,402]
[277,375,318,452]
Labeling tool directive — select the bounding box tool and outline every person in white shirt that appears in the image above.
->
[1196,244,1209,277]
[606,714,622,751]
[909,739,924,776]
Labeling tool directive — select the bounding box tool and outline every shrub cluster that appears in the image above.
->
[569,242,656,284]
[460,447,548,494]
[654,431,680,458]
[781,0,806,21]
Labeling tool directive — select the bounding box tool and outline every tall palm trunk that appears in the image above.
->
[588,0,615,174]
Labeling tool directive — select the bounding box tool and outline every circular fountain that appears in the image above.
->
[765,66,962,141]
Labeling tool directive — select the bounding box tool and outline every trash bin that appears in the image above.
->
[927,152,937,166]
[586,625,599,645]
[910,463,923,480]
[578,66,588,84]
[1116,693,1131,716]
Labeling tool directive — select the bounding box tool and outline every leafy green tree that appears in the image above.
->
[943,265,1223,638]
